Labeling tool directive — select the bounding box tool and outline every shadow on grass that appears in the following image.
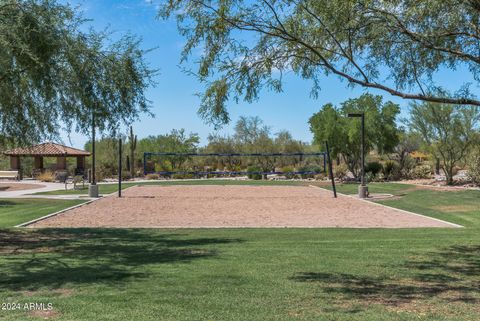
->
[291,244,480,310]
[0,229,243,291]
[0,200,18,206]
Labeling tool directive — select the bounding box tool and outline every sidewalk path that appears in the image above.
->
[0,180,93,199]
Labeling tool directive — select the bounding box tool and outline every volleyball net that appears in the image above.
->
[143,152,327,177]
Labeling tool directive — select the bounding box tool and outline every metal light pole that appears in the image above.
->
[348,112,368,198]
[118,138,122,198]
[88,110,99,197]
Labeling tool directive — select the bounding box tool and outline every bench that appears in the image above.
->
[65,175,86,190]
[0,170,19,180]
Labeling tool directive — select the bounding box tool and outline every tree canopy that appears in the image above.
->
[309,94,400,177]
[409,102,480,184]
[160,0,480,126]
[0,0,155,145]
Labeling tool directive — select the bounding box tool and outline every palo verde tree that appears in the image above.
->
[409,102,480,185]
[61,31,155,137]
[160,0,480,126]
[309,94,400,178]
[233,116,277,177]
[0,0,154,145]
[139,130,200,172]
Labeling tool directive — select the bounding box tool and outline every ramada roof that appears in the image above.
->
[4,142,91,157]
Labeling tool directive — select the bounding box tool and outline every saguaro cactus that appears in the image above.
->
[128,126,137,178]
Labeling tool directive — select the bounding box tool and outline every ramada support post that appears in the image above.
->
[56,156,67,170]
[76,156,85,174]
[10,156,20,171]
[34,156,44,171]
[9,156,22,179]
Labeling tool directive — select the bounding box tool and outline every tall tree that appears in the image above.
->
[203,134,242,171]
[409,102,480,185]
[233,116,276,177]
[392,129,423,175]
[139,130,200,172]
[309,94,400,177]
[233,116,270,146]
[160,0,480,126]
[274,130,305,167]
[0,0,154,145]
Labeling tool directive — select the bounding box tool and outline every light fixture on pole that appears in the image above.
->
[347,112,368,198]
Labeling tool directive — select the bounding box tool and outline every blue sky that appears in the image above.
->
[62,0,478,149]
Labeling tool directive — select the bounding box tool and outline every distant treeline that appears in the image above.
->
[84,116,324,180]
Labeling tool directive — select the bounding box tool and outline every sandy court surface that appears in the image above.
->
[31,185,458,228]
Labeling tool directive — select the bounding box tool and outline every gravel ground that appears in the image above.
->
[31,185,458,228]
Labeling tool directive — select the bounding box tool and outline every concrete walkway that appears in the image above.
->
[0,180,93,199]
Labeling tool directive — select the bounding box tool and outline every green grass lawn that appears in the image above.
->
[0,199,84,228]
[1,182,479,320]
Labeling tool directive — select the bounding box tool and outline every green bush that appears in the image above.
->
[382,160,400,181]
[146,173,159,180]
[97,163,115,179]
[280,166,295,179]
[119,171,132,180]
[399,155,416,179]
[172,173,195,179]
[413,164,432,179]
[365,161,383,178]
[298,165,323,179]
[467,152,480,186]
[247,166,262,180]
[314,173,326,180]
[333,163,348,180]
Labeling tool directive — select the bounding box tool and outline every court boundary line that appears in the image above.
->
[18,183,463,228]
[308,185,463,228]
[16,186,139,228]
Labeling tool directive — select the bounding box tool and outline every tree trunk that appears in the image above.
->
[446,165,454,185]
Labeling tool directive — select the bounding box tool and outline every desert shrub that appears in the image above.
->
[365,161,383,178]
[365,172,375,183]
[172,173,195,179]
[413,164,433,179]
[146,173,160,180]
[297,165,323,179]
[154,161,173,173]
[451,166,459,177]
[382,160,400,181]
[467,152,480,185]
[280,166,295,179]
[247,165,262,180]
[121,172,132,180]
[38,171,55,182]
[314,173,326,180]
[55,170,69,183]
[333,163,348,180]
[97,164,115,179]
[399,155,416,179]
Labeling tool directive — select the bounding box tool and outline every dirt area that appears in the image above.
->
[0,182,45,191]
[30,185,458,228]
